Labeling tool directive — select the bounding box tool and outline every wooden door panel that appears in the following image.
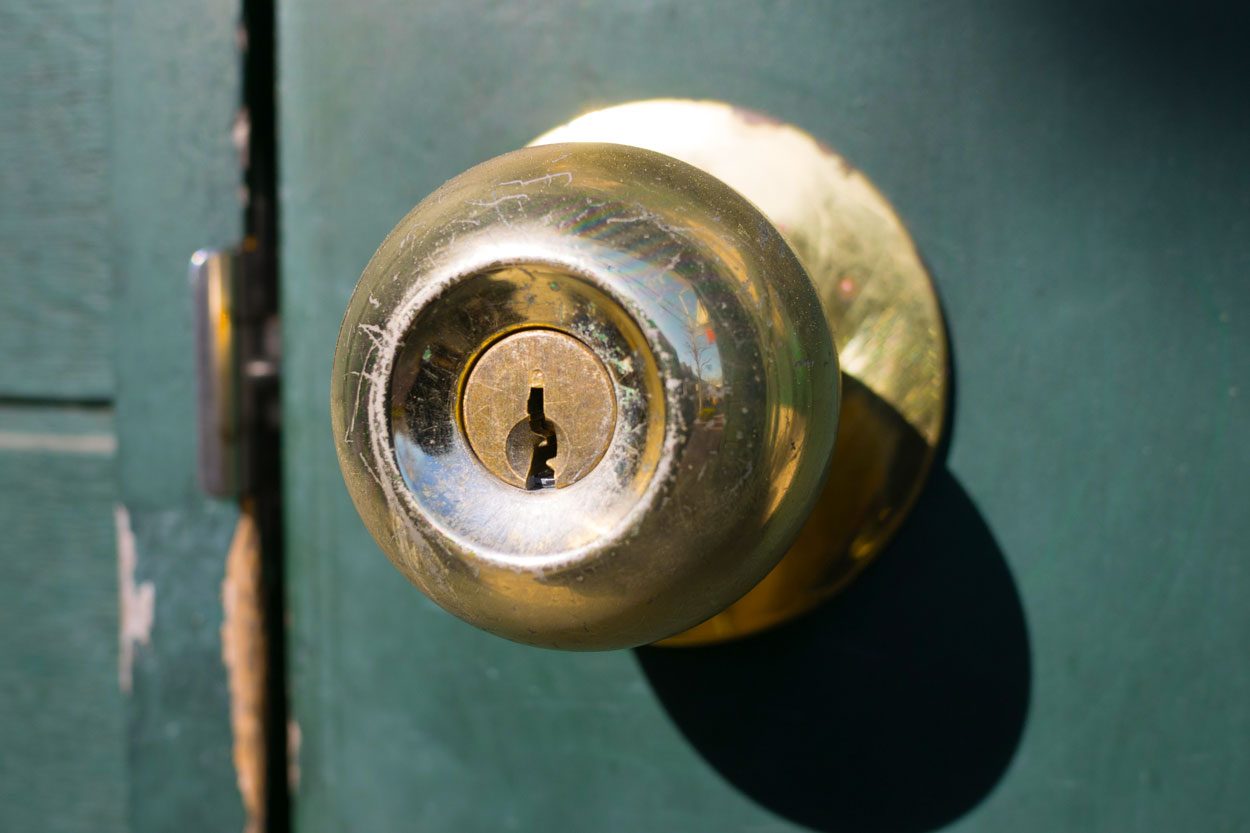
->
[111,1,251,828]
[0,1,113,400]
[0,407,124,833]
[2,0,247,829]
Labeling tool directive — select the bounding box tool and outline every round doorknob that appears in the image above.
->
[332,99,947,650]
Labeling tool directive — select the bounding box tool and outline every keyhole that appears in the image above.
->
[525,386,558,490]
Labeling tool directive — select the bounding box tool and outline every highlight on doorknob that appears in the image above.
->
[331,99,948,650]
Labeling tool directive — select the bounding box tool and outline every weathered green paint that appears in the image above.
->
[3,0,246,829]
[3,0,256,825]
[111,0,247,831]
[0,406,124,833]
[0,2,114,400]
[278,1,1249,831]
[0,7,124,832]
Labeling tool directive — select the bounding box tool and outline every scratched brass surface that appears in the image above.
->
[533,99,949,645]
[461,328,617,489]
[331,142,838,649]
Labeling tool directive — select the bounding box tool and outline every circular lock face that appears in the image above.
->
[382,262,667,565]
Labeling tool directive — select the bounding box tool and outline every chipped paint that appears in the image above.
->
[221,507,267,833]
[116,504,154,693]
[0,431,116,455]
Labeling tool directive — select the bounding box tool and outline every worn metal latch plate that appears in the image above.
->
[191,244,279,497]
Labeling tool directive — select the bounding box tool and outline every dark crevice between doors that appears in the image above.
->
[239,0,289,830]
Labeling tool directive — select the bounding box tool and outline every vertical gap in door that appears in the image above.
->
[240,0,289,829]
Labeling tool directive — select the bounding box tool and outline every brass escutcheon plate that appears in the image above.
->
[532,99,950,645]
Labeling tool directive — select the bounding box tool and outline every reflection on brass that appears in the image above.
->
[461,328,617,489]
[332,100,947,650]
[331,142,838,649]
[533,100,949,645]
[191,249,239,496]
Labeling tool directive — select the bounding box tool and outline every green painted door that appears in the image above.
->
[280,3,1249,831]
[3,1,252,830]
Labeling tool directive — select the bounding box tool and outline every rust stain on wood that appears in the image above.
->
[287,718,302,793]
[222,505,267,833]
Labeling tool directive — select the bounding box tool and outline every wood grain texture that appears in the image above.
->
[1,1,247,830]
[110,0,246,830]
[0,2,113,399]
[0,406,125,833]
[280,1,1249,831]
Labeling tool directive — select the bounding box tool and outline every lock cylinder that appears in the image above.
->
[331,142,839,649]
[460,328,617,491]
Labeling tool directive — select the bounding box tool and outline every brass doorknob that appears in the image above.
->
[332,100,947,650]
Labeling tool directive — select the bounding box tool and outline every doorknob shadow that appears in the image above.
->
[635,470,1030,833]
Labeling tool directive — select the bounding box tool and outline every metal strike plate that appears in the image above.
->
[191,245,280,497]
[192,248,240,496]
